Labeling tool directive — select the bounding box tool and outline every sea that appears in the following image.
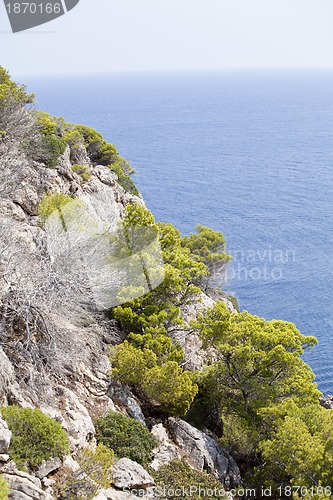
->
[23,69,333,394]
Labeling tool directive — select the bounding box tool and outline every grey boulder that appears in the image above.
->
[167,418,241,486]
[112,458,155,490]
[0,416,11,454]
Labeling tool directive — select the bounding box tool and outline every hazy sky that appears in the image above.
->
[1,0,333,76]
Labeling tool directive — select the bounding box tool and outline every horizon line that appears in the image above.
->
[13,66,333,79]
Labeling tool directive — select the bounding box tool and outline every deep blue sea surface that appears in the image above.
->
[24,70,333,393]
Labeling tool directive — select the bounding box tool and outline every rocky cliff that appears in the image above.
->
[0,117,240,500]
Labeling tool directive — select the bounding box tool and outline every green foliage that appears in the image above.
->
[0,475,10,500]
[37,134,67,167]
[35,111,59,135]
[251,400,333,492]
[182,225,231,289]
[143,361,198,415]
[71,164,91,181]
[113,206,206,336]
[63,128,82,150]
[192,302,326,490]
[73,124,117,165]
[33,112,67,167]
[109,204,215,416]
[94,411,157,467]
[73,124,103,147]
[152,460,228,499]
[111,160,139,195]
[129,332,184,364]
[38,191,73,223]
[110,341,197,416]
[0,66,33,105]
[1,406,70,471]
[59,444,114,500]
[195,303,319,447]
[111,341,157,386]
[185,367,224,436]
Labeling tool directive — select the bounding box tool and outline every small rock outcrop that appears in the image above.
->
[167,418,241,486]
[35,458,62,480]
[108,382,145,423]
[0,461,53,499]
[320,395,333,409]
[0,415,11,454]
[112,458,155,490]
[150,423,181,470]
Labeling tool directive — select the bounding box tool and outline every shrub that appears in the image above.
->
[73,124,117,165]
[35,111,59,136]
[38,191,73,222]
[152,460,228,499]
[59,444,114,500]
[110,342,198,416]
[143,362,198,416]
[64,129,82,149]
[94,411,157,467]
[1,406,70,471]
[37,134,67,168]
[0,66,33,105]
[0,476,10,500]
[110,161,139,196]
[71,164,91,181]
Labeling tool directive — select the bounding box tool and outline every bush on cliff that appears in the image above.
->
[94,411,157,468]
[111,161,139,196]
[152,460,228,500]
[112,205,207,336]
[0,475,10,500]
[182,224,231,290]
[72,124,118,166]
[37,134,67,168]
[0,66,33,107]
[1,406,70,471]
[111,341,198,416]
[71,164,91,181]
[59,444,114,500]
[192,301,331,491]
[38,191,73,223]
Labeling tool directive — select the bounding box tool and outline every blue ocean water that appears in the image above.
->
[24,70,333,393]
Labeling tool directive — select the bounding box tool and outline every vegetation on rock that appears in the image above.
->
[71,164,91,181]
[0,476,10,500]
[1,406,70,471]
[152,460,228,499]
[94,411,157,468]
[38,191,74,223]
[59,444,114,500]
[182,224,231,289]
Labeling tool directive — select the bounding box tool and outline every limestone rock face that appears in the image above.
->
[0,153,142,450]
[112,458,155,490]
[108,382,145,423]
[150,423,181,470]
[167,418,241,486]
[1,461,53,499]
[0,415,11,454]
[35,458,62,479]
